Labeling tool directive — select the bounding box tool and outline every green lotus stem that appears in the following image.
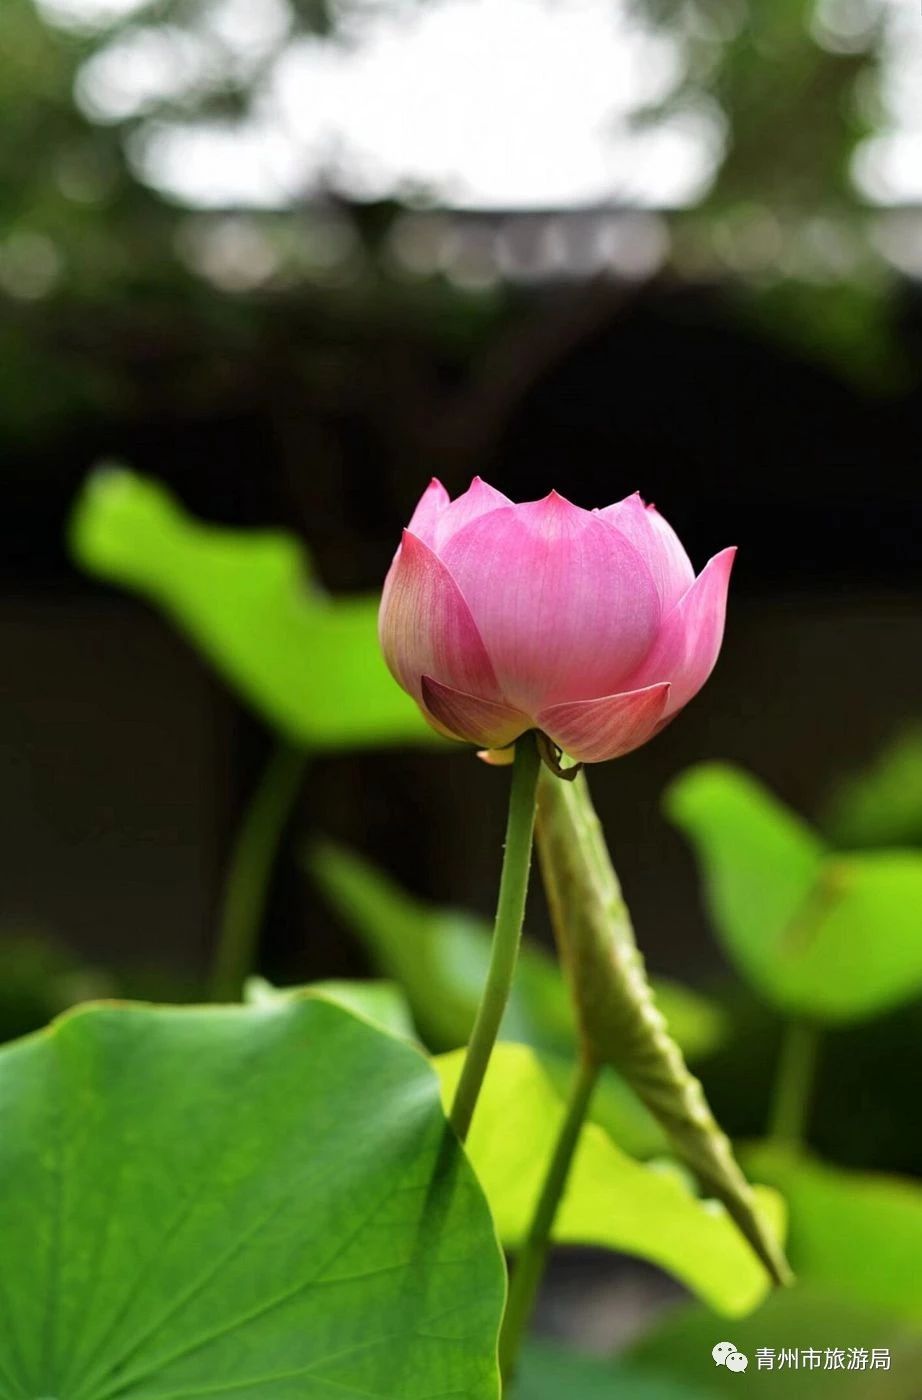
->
[449,733,540,1142]
[499,1055,599,1381]
[769,1019,820,1149]
[209,742,308,1002]
[535,768,792,1287]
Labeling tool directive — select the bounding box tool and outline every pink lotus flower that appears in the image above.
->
[379,479,735,764]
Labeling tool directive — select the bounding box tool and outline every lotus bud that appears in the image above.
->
[379,478,735,765]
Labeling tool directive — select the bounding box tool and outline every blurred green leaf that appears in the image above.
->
[435,1042,784,1318]
[309,838,726,1156]
[666,764,825,991]
[309,835,575,1053]
[821,725,922,850]
[742,1144,922,1325]
[514,1339,711,1400]
[245,973,416,1038]
[0,933,114,1043]
[69,467,438,751]
[630,1287,922,1399]
[735,276,905,394]
[309,838,725,1058]
[0,997,504,1395]
[666,764,922,1022]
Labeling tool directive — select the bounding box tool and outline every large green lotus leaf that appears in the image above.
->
[742,1145,922,1324]
[514,1340,711,1400]
[0,997,505,1398]
[310,839,726,1157]
[69,467,437,750]
[665,764,922,1022]
[821,725,922,850]
[435,1043,784,1318]
[629,1287,922,1399]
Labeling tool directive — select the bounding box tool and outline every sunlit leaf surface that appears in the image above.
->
[436,1043,784,1319]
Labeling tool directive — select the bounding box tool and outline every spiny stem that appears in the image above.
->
[449,732,540,1141]
[499,1056,599,1381]
[535,769,792,1287]
[769,1018,821,1149]
[209,741,308,1002]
